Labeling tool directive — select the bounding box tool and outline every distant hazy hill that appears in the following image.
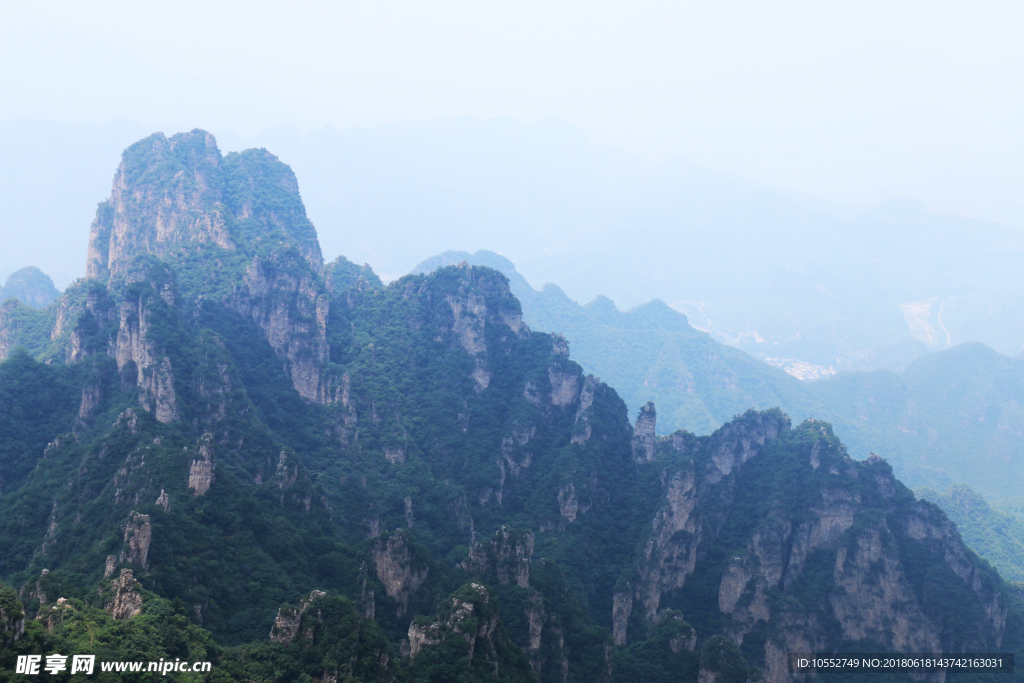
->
[243,121,1024,372]
[0,119,155,287]
[0,266,60,309]
[413,250,821,435]
[813,342,1024,498]
[917,484,1024,583]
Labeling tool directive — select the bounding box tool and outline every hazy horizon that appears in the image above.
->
[3,0,1022,225]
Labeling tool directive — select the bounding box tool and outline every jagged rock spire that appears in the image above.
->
[86,129,322,283]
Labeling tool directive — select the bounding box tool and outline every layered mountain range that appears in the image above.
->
[0,130,1020,682]
[412,250,821,437]
[417,251,1024,505]
[7,117,1024,376]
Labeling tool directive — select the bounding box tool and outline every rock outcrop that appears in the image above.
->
[82,130,333,404]
[106,569,143,620]
[231,254,332,402]
[372,532,427,617]
[441,263,529,393]
[87,131,230,281]
[86,131,322,282]
[571,375,598,444]
[462,526,534,588]
[63,283,116,364]
[407,583,497,661]
[269,590,327,643]
[188,434,215,496]
[119,512,152,569]
[631,401,657,462]
[548,364,581,407]
[616,413,1009,683]
[113,289,179,423]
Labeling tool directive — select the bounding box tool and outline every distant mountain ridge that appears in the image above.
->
[814,342,1024,498]
[416,251,1024,502]
[236,120,1024,375]
[8,117,1024,376]
[413,250,820,436]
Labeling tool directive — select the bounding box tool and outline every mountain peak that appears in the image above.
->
[86,129,322,283]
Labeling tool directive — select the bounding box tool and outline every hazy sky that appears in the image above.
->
[3,0,1023,222]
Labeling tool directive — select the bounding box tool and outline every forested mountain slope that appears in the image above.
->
[0,130,1020,683]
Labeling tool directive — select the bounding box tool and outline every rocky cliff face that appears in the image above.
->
[40,132,556,416]
[620,410,786,638]
[461,529,581,680]
[407,583,497,659]
[372,532,428,617]
[65,284,117,366]
[80,130,331,404]
[615,411,1009,682]
[463,526,534,589]
[263,590,399,682]
[406,582,535,681]
[118,512,152,569]
[187,434,215,496]
[86,131,322,282]
[270,589,328,643]
[440,262,530,393]
[570,374,598,444]
[105,568,143,620]
[86,131,230,281]
[231,253,332,402]
[631,400,657,462]
[112,286,179,422]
